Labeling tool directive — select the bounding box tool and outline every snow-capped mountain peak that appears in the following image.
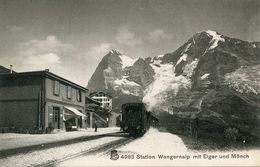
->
[109,49,121,55]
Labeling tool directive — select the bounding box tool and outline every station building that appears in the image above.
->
[0,70,87,132]
[89,92,112,111]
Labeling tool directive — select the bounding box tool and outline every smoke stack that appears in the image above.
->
[10,65,13,74]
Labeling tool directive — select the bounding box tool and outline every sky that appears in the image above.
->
[0,0,259,86]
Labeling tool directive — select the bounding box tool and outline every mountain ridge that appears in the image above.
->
[87,30,260,111]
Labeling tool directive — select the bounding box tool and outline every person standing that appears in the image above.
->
[94,119,98,132]
[106,117,109,127]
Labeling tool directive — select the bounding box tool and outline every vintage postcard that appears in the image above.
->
[0,0,259,166]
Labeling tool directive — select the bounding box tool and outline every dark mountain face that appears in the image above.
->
[161,31,259,88]
[87,50,125,93]
[128,58,154,87]
[87,31,260,141]
[87,54,109,92]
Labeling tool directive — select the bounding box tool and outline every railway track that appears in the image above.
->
[40,136,134,167]
[0,132,124,159]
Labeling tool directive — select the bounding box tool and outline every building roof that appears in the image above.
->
[0,65,16,74]
[0,70,88,91]
[89,91,112,98]
[85,96,101,105]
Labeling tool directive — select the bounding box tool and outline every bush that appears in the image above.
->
[224,127,239,141]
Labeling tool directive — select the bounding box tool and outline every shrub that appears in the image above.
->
[224,127,239,141]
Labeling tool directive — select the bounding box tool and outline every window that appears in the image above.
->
[76,90,82,102]
[53,80,60,96]
[67,86,72,99]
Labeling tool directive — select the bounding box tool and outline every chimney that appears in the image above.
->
[10,65,13,74]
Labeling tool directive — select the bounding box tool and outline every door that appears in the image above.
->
[53,107,60,129]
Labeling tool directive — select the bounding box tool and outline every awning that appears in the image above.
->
[63,106,86,121]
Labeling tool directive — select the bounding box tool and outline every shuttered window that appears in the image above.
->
[67,86,72,99]
[53,80,60,96]
[76,90,82,102]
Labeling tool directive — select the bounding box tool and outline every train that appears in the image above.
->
[120,103,158,137]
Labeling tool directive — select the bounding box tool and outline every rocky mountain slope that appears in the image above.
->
[88,30,260,141]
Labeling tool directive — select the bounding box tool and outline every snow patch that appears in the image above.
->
[109,49,121,55]
[206,30,225,50]
[176,54,188,66]
[113,77,142,96]
[182,59,199,78]
[156,54,164,59]
[119,55,136,68]
[201,73,210,79]
[114,78,140,87]
[176,42,193,66]
[121,89,131,95]
[120,128,187,154]
[143,61,191,110]
[182,42,192,53]
[151,56,162,65]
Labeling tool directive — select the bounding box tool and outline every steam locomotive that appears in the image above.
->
[120,103,158,137]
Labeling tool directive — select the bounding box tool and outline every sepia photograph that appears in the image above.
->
[0,0,259,166]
